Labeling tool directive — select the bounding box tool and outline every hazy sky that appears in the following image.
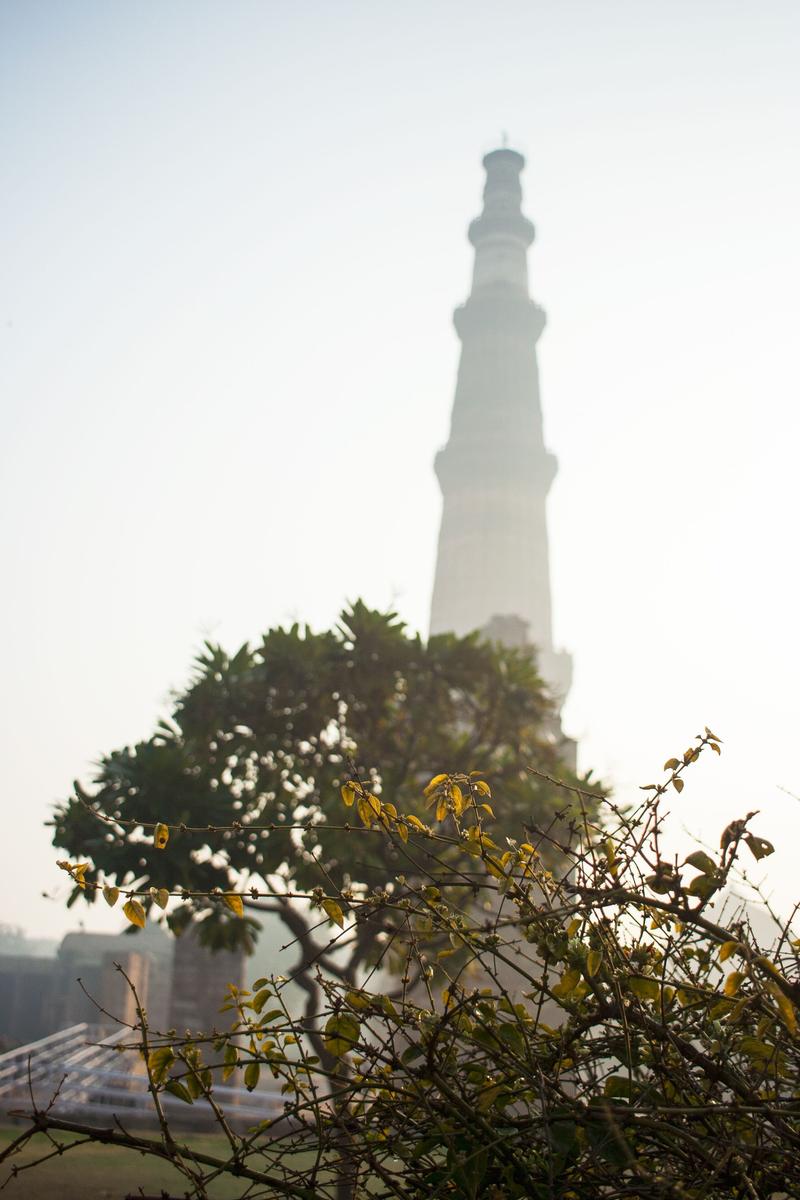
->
[2,0,799,939]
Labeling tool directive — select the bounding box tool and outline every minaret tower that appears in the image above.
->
[430,148,572,708]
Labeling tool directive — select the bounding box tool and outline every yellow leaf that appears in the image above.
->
[61,862,90,889]
[123,898,146,928]
[450,784,464,815]
[768,985,797,1034]
[405,814,426,832]
[710,741,721,754]
[754,956,783,981]
[103,885,119,907]
[424,773,448,797]
[396,821,409,843]
[356,792,381,828]
[435,794,448,823]
[479,802,495,818]
[357,796,375,827]
[566,918,581,936]
[723,971,745,997]
[154,823,169,850]
[718,940,740,963]
[628,976,659,1003]
[475,780,491,797]
[341,782,357,807]
[552,968,581,998]
[154,888,170,910]
[672,777,684,793]
[223,893,244,918]
[604,838,619,880]
[663,758,680,770]
[705,727,723,743]
[322,898,344,928]
[586,950,602,978]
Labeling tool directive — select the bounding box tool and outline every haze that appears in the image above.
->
[1,0,799,940]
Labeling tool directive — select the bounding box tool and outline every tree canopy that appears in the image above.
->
[53,603,591,980]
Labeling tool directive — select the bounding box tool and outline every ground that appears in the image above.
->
[0,1125,257,1199]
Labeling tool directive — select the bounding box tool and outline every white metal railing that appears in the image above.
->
[0,1024,284,1125]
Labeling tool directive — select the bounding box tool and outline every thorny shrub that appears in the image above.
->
[3,728,800,1199]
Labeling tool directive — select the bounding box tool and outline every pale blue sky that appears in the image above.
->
[2,0,799,937]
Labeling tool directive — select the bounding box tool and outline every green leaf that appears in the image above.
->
[323,1012,361,1057]
[258,1009,285,1025]
[252,988,272,1014]
[222,1043,238,1082]
[687,873,721,900]
[685,850,717,875]
[164,1079,193,1104]
[147,1046,175,1084]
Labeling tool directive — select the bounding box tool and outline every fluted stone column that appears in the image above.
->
[430,148,572,711]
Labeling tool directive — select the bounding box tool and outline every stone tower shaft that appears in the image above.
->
[429,148,571,703]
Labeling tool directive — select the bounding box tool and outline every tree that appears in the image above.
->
[52,603,590,1018]
[8,726,799,1199]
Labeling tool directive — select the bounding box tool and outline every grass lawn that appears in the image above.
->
[0,1124,266,1199]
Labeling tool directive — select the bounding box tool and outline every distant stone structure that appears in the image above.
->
[0,920,247,1050]
[168,923,245,1035]
[430,148,573,748]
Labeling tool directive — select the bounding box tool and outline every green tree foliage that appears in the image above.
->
[52,603,588,978]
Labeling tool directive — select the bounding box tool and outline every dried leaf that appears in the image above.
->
[153,823,169,850]
[744,833,775,861]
